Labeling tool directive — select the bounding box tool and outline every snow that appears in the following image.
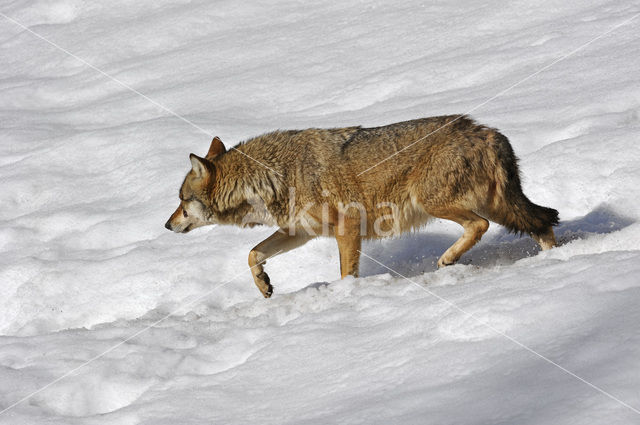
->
[1,0,640,423]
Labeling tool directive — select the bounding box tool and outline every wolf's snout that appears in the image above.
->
[165,220,173,231]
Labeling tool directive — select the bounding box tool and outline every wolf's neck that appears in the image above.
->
[212,151,284,225]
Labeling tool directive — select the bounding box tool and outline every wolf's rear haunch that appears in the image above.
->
[166,115,559,298]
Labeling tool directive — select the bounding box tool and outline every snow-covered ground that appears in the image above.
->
[1,0,640,423]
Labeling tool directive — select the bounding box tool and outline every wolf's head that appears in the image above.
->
[165,137,226,233]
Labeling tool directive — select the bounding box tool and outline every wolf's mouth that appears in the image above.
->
[182,224,193,233]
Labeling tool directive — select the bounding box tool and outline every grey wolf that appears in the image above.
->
[165,115,559,298]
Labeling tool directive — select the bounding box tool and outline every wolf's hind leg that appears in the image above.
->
[248,229,314,298]
[429,208,489,267]
[532,226,557,250]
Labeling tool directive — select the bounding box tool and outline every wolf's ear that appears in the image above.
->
[189,153,213,178]
[205,136,226,160]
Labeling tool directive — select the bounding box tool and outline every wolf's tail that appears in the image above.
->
[494,191,559,235]
[489,134,559,235]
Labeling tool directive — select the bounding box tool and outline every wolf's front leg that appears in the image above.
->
[248,229,314,298]
[335,218,362,278]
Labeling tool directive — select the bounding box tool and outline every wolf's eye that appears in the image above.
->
[183,208,188,218]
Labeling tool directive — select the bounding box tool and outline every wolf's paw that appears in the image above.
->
[256,271,273,298]
[437,257,456,268]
